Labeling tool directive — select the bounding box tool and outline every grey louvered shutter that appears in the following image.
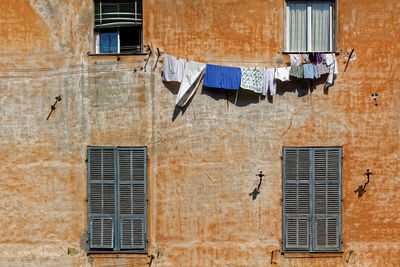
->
[88,148,116,249]
[313,148,341,251]
[283,148,311,250]
[118,148,147,250]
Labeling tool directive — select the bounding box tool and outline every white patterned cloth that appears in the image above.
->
[175,61,206,107]
[240,68,264,93]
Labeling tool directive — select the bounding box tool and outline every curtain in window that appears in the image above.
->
[288,3,307,51]
[311,2,330,51]
[100,30,118,54]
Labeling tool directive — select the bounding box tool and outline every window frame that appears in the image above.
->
[93,0,143,55]
[285,0,337,52]
[282,147,342,252]
[87,146,148,252]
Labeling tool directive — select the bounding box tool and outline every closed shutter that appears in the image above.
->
[118,148,147,250]
[88,148,116,249]
[283,148,311,250]
[313,148,341,250]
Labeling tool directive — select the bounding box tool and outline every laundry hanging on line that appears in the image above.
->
[203,64,241,90]
[161,52,339,107]
[175,60,206,107]
[162,54,186,82]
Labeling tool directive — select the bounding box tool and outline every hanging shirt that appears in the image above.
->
[302,54,309,63]
[317,61,330,75]
[325,53,338,86]
[204,64,241,90]
[175,61,206,107]
[263,68,276,96]
[275,67,291,82]
[290,64,304,79]
[240,68,264,93]
[303,64,320,79]
[162,54,186,82]
[289,54,302,67]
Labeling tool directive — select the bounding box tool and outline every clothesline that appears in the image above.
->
[162,52,338,108]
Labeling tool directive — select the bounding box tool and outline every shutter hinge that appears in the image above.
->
[85,158,88,163]
[280,156,283,160]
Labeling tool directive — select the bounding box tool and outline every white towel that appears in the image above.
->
[162,54,186,82]
[175,61,206,107]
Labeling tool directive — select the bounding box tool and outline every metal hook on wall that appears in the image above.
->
[143,44,153,72]
[153,48,162,71]
[46,95,62,120]
[354,169,373,197]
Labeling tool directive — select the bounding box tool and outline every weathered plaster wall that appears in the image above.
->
[0,0,399,266]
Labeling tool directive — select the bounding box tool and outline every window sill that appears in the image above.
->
[282,251,344,258]
[87,251,148,255]
[87,52,148,56]
[279,51,341,55]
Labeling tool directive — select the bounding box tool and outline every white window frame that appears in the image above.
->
[285,1,335,52]
[94,0,143,55]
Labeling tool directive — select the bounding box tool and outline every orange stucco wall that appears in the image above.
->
[0,0,399,266]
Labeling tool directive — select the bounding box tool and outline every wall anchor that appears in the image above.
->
[371,93,379,106]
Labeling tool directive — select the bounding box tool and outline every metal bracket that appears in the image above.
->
[346,250,354,263]
[143,45,153,72]
[354,169,373,197]
[344,49,354,72]
[46,95,62,120]
[153,48,162,71]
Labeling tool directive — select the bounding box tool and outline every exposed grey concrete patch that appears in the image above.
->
[80,231,88,252]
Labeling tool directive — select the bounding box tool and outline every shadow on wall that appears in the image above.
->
[166,74,335,121]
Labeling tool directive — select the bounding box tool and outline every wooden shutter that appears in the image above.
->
[118,148,147,250]
[88,148,116,249]
[283,148,311,250]
[313,148,341,250]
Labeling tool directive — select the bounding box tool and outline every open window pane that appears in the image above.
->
[120,27,141,54]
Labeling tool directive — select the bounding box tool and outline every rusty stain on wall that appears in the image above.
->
[0,0,399,266]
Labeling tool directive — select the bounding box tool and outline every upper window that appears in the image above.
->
[286,1,335,52]
[94,1,143,54]
[282,147,342,252]
[88,147,147,251]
